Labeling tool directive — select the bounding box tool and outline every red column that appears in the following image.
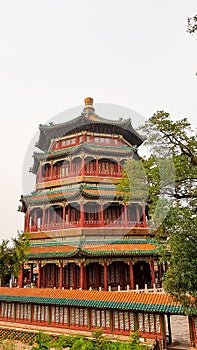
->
[80,202,84,227]
[81,155,85,175]
[63,204,66,228]
[18,263,24,288]
[59,263,63,289]
[104,262,108,291]
[50,163,53,180]
[80,263,84,289]
[100,203,104,226]
[37,263,41,288]
[150,261,155,287]
[129,262,135,290]
[41,207,46,230]
[95,158,99,176]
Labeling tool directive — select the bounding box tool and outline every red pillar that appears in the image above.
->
[37,263,41,288]
[100,203,104,226]
[63,204,66,228]
[80,262,84,289]
[80,202,84,227]
[129,262,135,290]
[59,263,63,289]
[95,158,99,176]
[41,207,46,230]
[50,163,53,180]
[18,263,24,288]
[81,155,85,175]
[104,262,108,291]
[150,261,155,287]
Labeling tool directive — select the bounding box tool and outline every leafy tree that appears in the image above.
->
[0,232,30,286]
[118,111,197,310]
[0,239,11,286]
[10,231,30,278]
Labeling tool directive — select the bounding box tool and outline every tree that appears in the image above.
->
[118,111,197,310]
[0,232,30,286]
[10,231,30,279]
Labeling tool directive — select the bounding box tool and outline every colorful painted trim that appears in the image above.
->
[28,240,158,259]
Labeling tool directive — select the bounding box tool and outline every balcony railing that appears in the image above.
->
[37,170,122,183]
[29,219,147,232]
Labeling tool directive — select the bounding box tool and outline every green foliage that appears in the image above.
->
[31,332,53,350]
[0,232,30,286]
[118,111,197,311]
[117,159,149,203]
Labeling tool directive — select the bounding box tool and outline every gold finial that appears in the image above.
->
[84,97,94,109]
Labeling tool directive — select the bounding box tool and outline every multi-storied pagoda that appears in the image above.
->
[20,98,162,291]
[1,98,196,348]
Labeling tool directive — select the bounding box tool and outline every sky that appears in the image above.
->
[0,0,196,241]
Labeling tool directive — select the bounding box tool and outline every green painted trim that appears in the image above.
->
[0,295,184,314]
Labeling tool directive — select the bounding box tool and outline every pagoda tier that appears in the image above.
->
[35,103,143,152]
[19,239,164,291]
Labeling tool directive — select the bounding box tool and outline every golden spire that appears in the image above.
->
[83,97,94,112]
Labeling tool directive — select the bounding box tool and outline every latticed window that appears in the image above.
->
[138,313,144,331]
[33,305,37,321]
[138,313,160,334]
[129,312,135,331]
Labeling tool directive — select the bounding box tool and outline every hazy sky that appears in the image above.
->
[0,0,196,240]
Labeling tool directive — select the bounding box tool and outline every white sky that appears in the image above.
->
[0,0,196,241]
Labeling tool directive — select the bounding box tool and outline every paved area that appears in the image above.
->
[167,315,190,349]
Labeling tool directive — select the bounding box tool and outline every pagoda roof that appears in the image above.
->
[32,142,136,174]
[28,239,158,259]
[36,104,143,151]
[0,287,184,314]
[22,184,127,206]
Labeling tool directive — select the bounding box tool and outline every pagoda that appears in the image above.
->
[20,98,163,291]
[1,98,196,348]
